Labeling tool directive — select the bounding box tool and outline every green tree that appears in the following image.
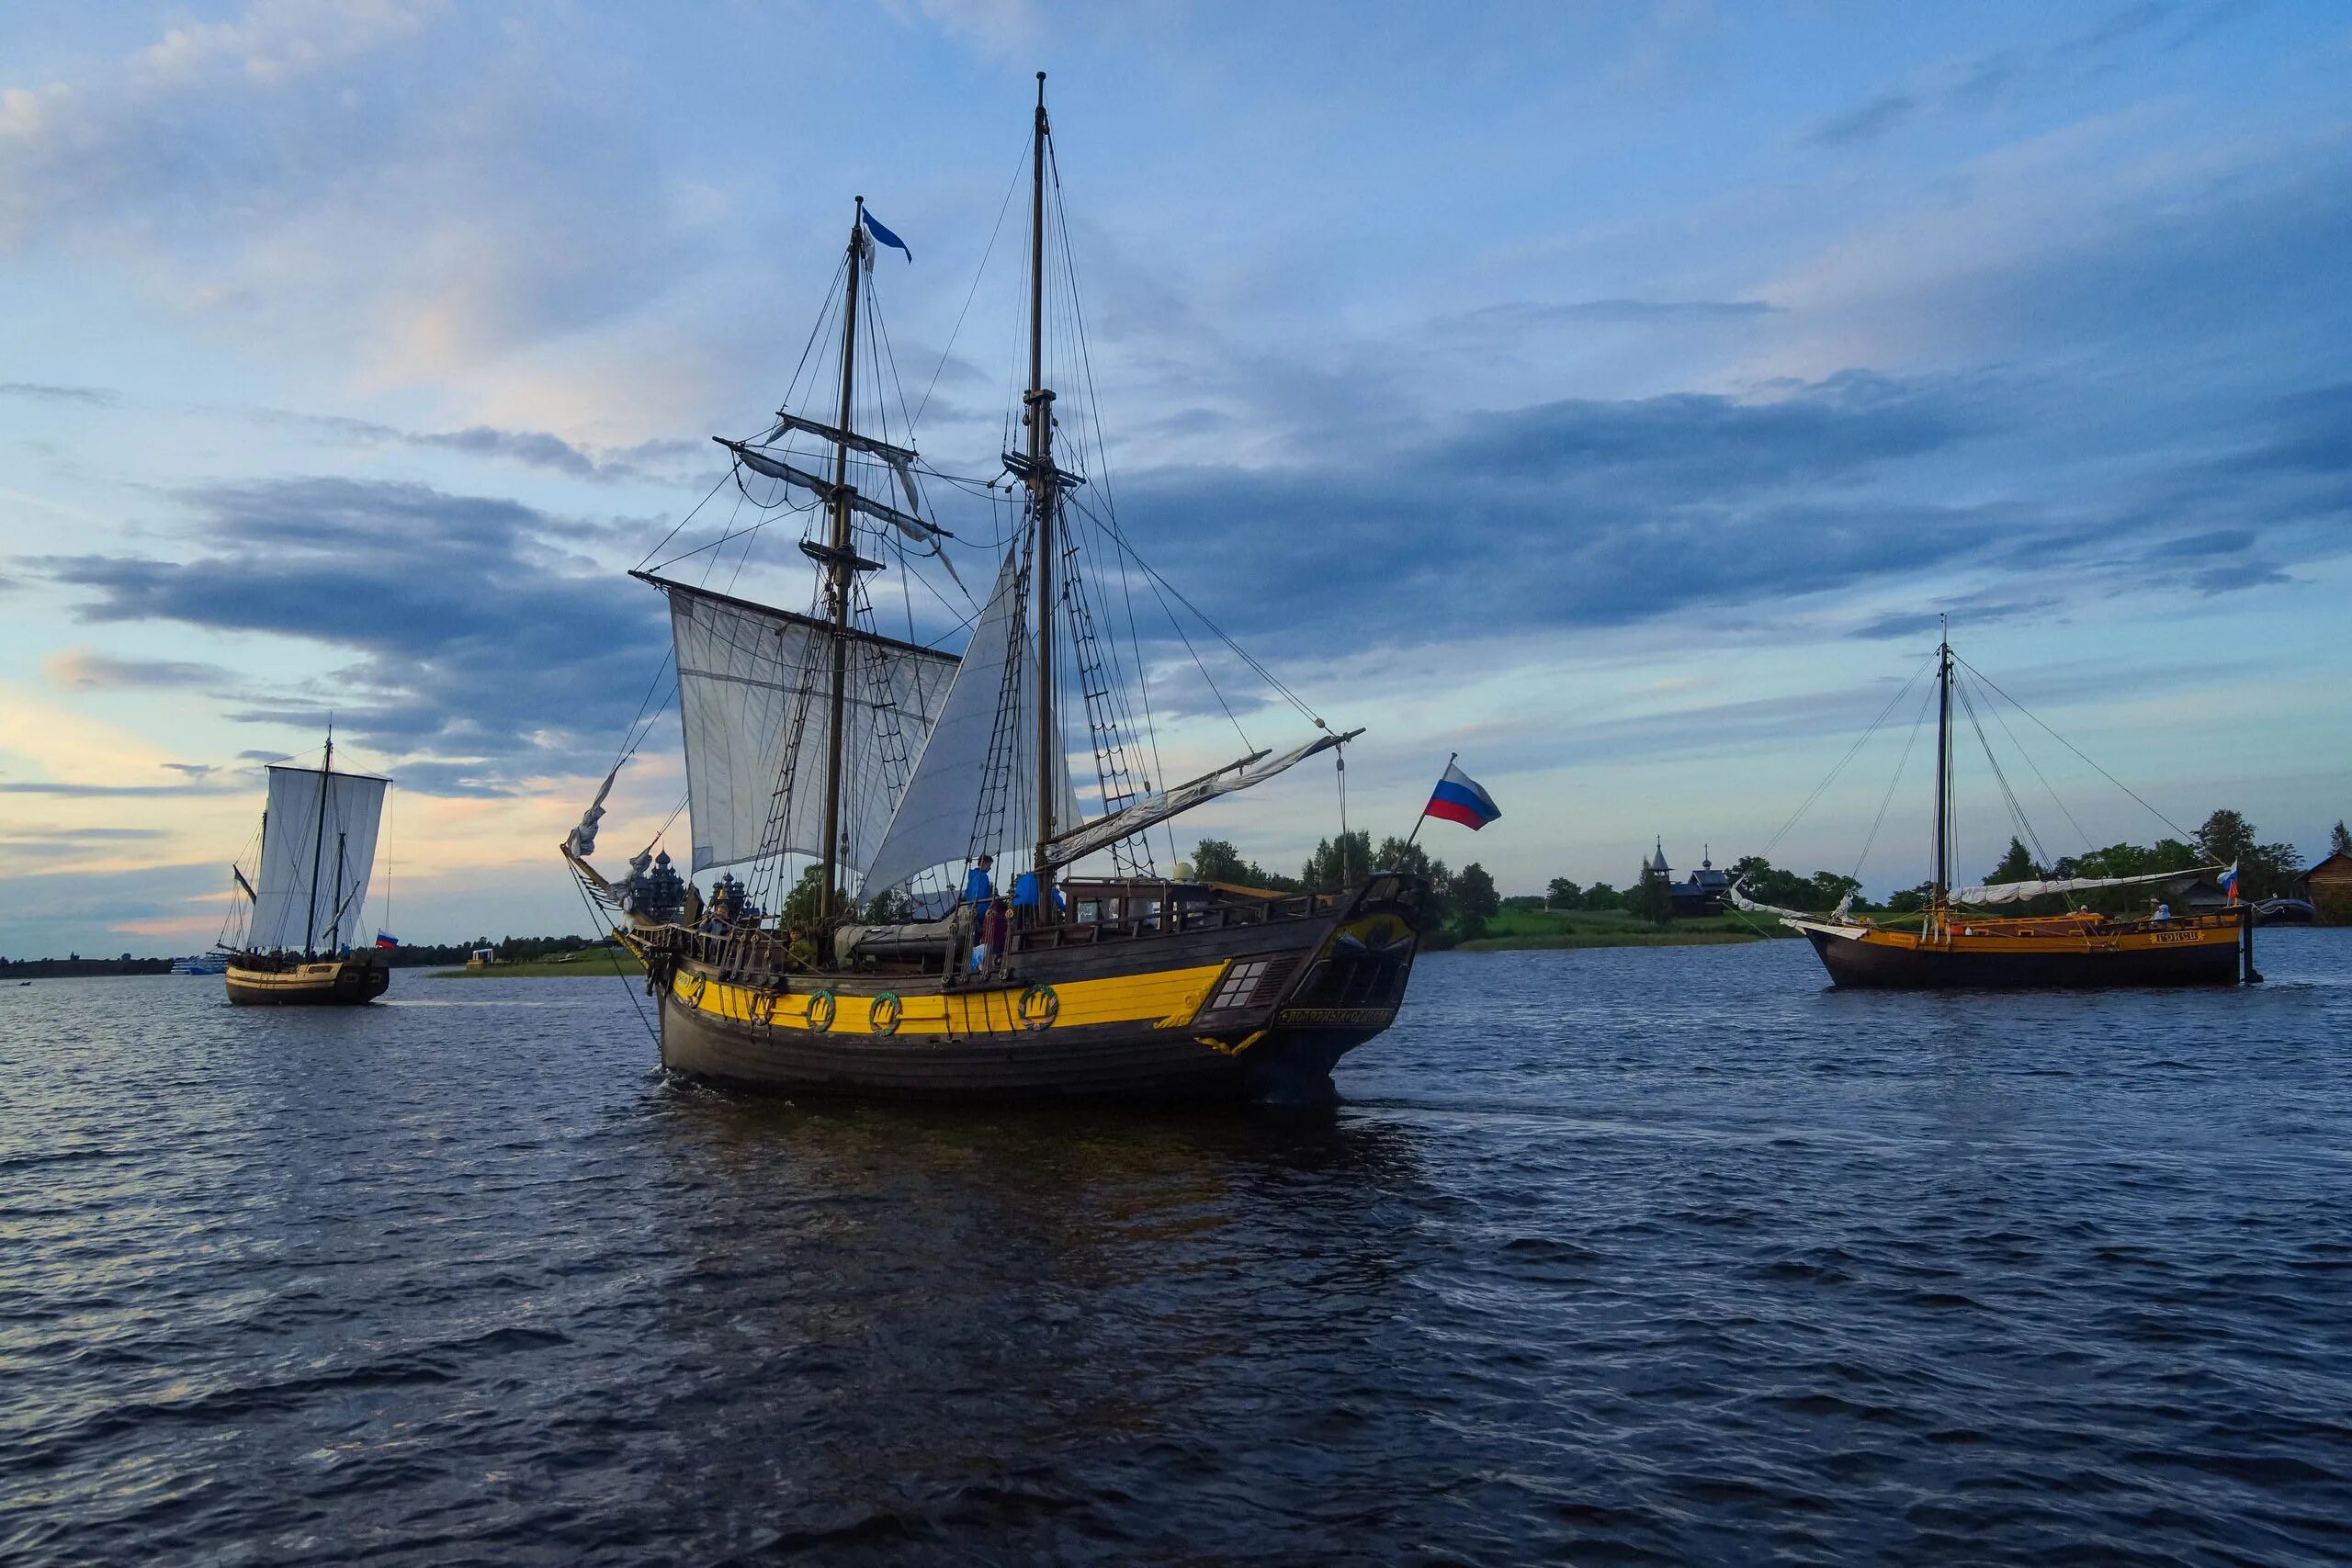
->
[2332,819,2351,856]
[781,864,828,929]
[863,886,915,924]
[1886,881,1934,915]
[1582,880,1623,910]
[2197,809,2256,873]
[1545,876,1583,909]
[1300,829,1373,890]
[1807,871,1863,911]
[1985,836,2040,885]
[1629,863,1675,926]
[1371,835,1453,936]
[2196,808,2303,898]
[1726,854,1811,909]
[1192,838,1250,884]
[1189,839,1299,890]
[1452,862,1501,941]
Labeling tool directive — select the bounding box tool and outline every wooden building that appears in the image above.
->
[2300,851,2352,922]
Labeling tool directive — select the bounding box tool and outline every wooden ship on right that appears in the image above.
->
[1742,629,2259,988]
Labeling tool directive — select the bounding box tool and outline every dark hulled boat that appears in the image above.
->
[223,732,394,1006]
[1745,630,2256,989]
[566,78,1423,1100]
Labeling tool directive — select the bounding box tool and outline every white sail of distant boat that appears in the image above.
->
[247,761,387,953]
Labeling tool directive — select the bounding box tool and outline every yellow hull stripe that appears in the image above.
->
[672,963,1229,1039]
[1849,926,2236,955]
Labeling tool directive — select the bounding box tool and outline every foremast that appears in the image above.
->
[1024,72,1060,899]
[1928,618,1952,941]
[304,728,334,957]
[817,197,872,921]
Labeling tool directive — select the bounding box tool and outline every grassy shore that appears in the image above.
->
[429,949,643,978]
[1454,908,1798,952]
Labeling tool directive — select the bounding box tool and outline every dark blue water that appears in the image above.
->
[5,934,2349,1565]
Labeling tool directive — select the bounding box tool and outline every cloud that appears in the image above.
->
[1433,299,1780,333]
[1807,92,1917,149]
[1801,2,2216,150]
[0,382,117,406]
[41,647,232,691]
[0,781,233,797]
[29,476,667,795]
[1101,370,2004,648]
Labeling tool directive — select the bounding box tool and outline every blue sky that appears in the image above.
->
[3,1,2347,955]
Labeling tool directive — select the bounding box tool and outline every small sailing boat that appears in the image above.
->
[564,77,1427,1100]
[1741,628,2256,988]
[223,731,394,1005]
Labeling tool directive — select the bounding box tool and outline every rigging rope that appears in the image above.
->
[1955,671,2052,874]
[1754,652,1938,865]
[1851,675,1936,886]
[1951,653,2198,842]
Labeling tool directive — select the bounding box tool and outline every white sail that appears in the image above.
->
[655,574,958,875]
[1041,731,1351,874]
[249,765,388,952]
[859,548,1080,896]
[1951,866,2210,906]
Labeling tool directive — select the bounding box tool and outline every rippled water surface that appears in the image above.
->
[5,934,2350,1564]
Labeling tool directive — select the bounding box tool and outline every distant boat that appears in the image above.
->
[561,78,1426,1100]
[2255,897,2316,927]
[169,955,228,976]
[222,730,393,1006]
[1740,627,2256,988]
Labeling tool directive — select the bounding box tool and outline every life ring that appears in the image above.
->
[870,992,903,1036]
[805,989,837,1032]
[1017,983,1059,1032]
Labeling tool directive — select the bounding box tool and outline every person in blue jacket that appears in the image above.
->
[961,853,996,907]
[1011,870,1067,923]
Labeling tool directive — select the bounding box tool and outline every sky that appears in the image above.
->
[2,0,2348,957]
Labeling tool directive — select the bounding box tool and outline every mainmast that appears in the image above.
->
[1026,72,1059,893]
[1930,619,1952,932]
[817,198,867,920]
[304,728,334,956]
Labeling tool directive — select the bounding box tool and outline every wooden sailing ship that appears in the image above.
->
[224,732,393,1005]
[564,78,1425,1100]
[1742,630,2256,988]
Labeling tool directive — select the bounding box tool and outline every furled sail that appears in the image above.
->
[1951,866,2211,906]
[642,572,958,874]
[769,414,923,513]
[1039,730,1355,874]
[716,437,950,544]
[858,548,1080,896]
[1728,881,1826,923]
[249,765,388,952]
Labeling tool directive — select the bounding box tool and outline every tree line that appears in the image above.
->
[1191,805,2338,936]
[1190,832,1502,946]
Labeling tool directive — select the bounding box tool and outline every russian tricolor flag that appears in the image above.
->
[375,931,400,949]
[2221,863,2239,901]
[1424,762,1501,830]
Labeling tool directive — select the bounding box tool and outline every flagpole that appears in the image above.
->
[1401,752,1457,852]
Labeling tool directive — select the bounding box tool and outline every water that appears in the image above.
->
[4,934,2349,1565]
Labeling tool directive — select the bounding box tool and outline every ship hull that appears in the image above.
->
[224,955,391,1006]
[1802,921,2242,989]
[644,877,1422,1103]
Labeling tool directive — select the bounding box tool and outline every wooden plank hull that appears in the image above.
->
[224,957,391,1006]
[1804,922,2242,989]
[647,881,1422,1102]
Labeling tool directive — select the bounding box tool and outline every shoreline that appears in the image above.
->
[1453,930,1779,951]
